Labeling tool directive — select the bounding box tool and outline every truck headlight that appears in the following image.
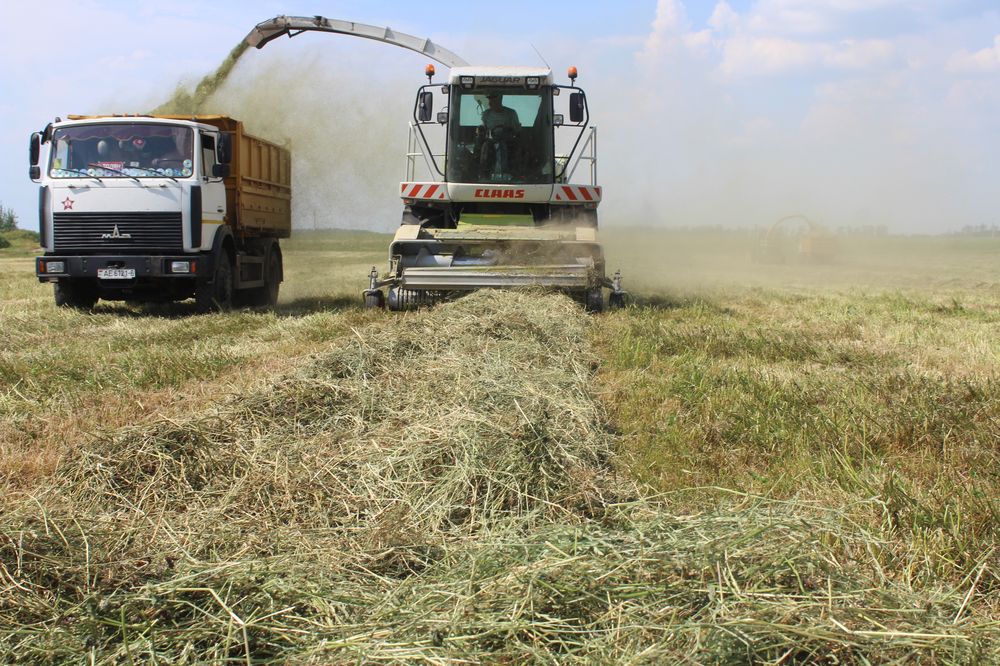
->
[44,261,65,273]
[170,261,192,274]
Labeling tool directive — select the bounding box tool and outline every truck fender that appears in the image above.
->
[201,225,235,280]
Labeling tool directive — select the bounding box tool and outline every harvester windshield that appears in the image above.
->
[446,88,554,186]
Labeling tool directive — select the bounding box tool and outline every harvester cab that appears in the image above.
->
[244,15,625,311]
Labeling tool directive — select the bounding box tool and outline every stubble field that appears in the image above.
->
[1,229,998,663]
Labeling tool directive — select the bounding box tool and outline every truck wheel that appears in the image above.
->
[196,254,233,313]
[261,247,281,307]
[243,245,281,308]
[54,281,98,310]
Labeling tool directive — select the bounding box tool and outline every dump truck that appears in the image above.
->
[245,15,624,311]
[29,115,290,311]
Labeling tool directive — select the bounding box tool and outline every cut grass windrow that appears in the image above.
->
[1,290,997,664]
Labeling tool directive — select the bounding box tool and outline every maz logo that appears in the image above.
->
[101,225,133,240]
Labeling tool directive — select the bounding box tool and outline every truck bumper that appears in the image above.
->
[36,255,206,282]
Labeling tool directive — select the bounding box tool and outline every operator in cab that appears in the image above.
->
[481,93,521,134]
[478,93,521,181]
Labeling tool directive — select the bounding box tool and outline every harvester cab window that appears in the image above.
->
[447,88,553,186]
[48,124,195,179]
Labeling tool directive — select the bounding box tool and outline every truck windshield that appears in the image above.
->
[48,124,194,179]
[447,88,554,185]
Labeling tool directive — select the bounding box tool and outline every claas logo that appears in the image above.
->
[474,188,526,199]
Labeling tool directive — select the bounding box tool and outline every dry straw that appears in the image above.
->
[1,291,996,663]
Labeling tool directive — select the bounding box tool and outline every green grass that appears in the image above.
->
[0,230,389,487]
[0,229,41,255]
[1,229,998,662]
[593,229,1000,610]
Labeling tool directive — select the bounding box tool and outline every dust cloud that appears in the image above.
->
[146,40,415,232]
[138,17,997,291]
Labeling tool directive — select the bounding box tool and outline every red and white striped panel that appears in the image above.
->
[551,185,602,204]
[400,182,448,201]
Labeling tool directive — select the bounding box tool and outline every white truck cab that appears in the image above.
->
[30,115,290,310]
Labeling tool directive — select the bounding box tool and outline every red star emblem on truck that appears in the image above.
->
[62,197,74,210]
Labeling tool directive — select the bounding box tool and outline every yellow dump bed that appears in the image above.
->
[179,115,291,239]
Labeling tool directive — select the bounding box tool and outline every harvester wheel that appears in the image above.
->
[585,288,604,313]
[364,291,385,310]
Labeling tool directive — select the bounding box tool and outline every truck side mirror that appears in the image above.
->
[418,91,433,122]
[569,92,585,123]
[217,134,232,165]
[29,132,41,180]
[212,163,231,178]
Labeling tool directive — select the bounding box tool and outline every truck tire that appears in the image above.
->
[246,243,281,308]
[262,247,281,307]
[54,281,98,310]
[196,253,233,313]
[243,244,281,308]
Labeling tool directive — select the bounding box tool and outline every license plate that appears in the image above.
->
[97,268,136,280]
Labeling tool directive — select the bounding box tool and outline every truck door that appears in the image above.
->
[199,132,227,249]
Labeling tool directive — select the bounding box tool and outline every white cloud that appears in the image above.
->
[708,1,740,33]
[612,0,1000,232]
[640,0,693,62]
[718,36,823,76]
[692,35,895,79]
[745,0,921,37]
[948,35,1000,72]
[642,1,897,79]
[824,39,895,69]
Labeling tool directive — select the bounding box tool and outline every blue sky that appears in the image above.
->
[2,1,999,232]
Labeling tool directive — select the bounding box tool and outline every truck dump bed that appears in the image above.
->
[179,115,292,239]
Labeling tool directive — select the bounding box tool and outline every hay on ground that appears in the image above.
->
[1,291,996,664]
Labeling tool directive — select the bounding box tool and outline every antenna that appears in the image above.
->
[530,43,550,68]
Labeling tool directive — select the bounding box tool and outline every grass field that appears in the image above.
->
[1,229,998,663]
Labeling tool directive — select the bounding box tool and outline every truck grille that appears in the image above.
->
[53,212,183,252]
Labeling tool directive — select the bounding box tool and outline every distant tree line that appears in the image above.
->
[951,224,1000,237]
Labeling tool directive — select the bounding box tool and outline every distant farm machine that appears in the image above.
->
[752,214,838,264]
[245,16,624,311]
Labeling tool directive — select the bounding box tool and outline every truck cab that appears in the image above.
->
[30,115,290,310]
